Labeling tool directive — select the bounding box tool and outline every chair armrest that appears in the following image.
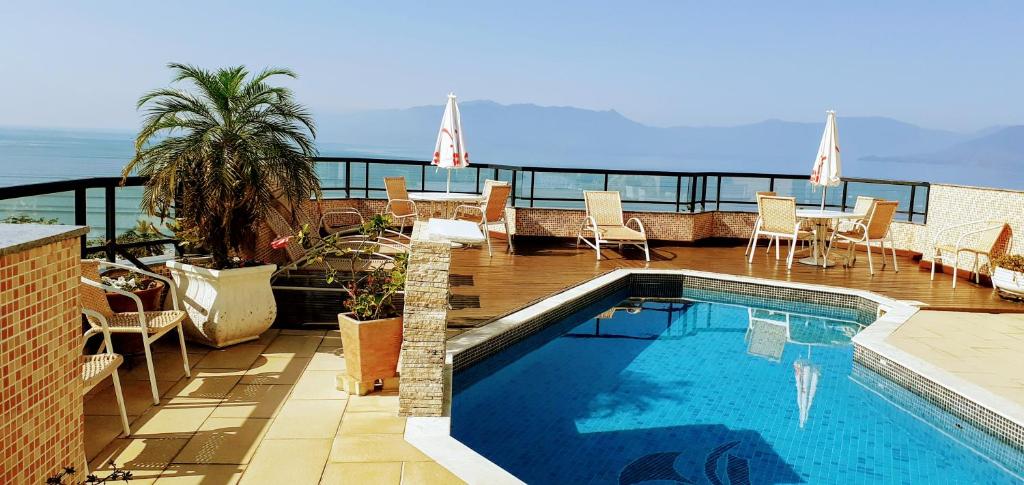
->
[82,308,117,353]
[953,222,1006,252]
[99,260,179,311]
[385,199,418,217]
[626,217,646,236]
[81,277,148,330]
[579,215,599,234]
[453,204,484,223]
[320,209,365,233]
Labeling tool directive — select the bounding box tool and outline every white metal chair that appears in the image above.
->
[747,196,816,269]
[577,191,650,261]
[835,196,875,233]
[319,207,365,236]
[81,290,131,438]
[81,260,191,405]
[824,200,899,275]
[453,184,514,256]
[384,176,419,232]
[930,220,1012,288]
[745,191,777,256]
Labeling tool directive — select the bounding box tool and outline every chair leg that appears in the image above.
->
[974,257,980,284]
[110,369,131,436]
[748,232,759,263]
[953,254,960,289]
[880,240,888,269]
[786,236,796,269]
[774,236,781,260]
[866,243,875,275]
[594,239,601,260]
[177,324,191,378]
[643,241,650,262]
[485,225,493,257]
[890,236,899,272]
[930,251,937,280]
[141,337,161,405]
[504,219,514,253]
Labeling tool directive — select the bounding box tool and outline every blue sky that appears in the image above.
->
[0,1,1020,132]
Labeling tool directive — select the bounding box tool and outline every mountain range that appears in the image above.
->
[316,100,1023,189]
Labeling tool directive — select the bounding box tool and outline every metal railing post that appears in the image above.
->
[104,185,116,262]
[908,185,917,223]
[74,188,87,258]
[529,170,536,208]
[675,175,682,213]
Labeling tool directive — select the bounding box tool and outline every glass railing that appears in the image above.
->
[0,157,931,264]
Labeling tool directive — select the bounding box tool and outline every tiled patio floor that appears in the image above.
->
[84,329,464,485]
[887,310,1024,406]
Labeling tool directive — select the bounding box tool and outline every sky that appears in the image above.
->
[0,1,1021,133]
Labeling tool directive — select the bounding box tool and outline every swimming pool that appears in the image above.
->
[451,293,1023,484]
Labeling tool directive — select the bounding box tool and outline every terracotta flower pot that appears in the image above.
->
[337,312,403,395]
[106,280,166,313]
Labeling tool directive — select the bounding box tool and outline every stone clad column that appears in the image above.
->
[0,223,89,483]
[398,223,451,417]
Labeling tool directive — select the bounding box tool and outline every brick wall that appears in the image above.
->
[398,228,451,417]
[0,237,85,483]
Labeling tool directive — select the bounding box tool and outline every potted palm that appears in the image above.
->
[124,63,321,348]
[992,254,1024,300]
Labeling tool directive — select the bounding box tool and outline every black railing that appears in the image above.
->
[0,157,930,262]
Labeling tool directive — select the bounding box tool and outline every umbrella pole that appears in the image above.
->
[446,169,451,193]
[820,187,827,210]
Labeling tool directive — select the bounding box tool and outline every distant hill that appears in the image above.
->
[315,101,975,179]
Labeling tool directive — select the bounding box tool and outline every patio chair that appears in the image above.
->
[745,191,777,256]
[481,179,510,200]
[453,184,514,256]
[746,196,815,269]
[384,176,419,233]
[577,191,650,261]
[930,220,1012,288]
[81,292,131,438]
[81,259,191,406]
[319,207,365,236]
[834,196,875,233]
[824,200,899,275]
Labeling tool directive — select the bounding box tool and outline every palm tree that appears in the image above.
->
[124,63,321,268]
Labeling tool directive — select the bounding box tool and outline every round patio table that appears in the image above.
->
[409,192,483,218]
[795,209,866,267]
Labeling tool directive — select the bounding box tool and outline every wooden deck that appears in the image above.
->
[445,238,1024,337]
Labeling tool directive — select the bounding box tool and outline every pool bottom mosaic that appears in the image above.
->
[451,296,1022,484]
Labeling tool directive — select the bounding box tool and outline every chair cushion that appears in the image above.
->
[597,225,646,242]
[425,219,486,245]
[82,353,123,391]
[109,310,187,333]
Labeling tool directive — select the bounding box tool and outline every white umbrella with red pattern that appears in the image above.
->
[432,93,469,193]
[810,110,842,210]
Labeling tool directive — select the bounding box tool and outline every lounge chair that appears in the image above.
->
[384,176,419,232]
[930,220,1012,288]
[747,196,815,269]
[824,200,899,275]
[453,184,514,256]
[577,191,650,261]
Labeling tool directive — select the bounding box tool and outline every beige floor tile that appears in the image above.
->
[307,348,346,371]
[240,356,311,385]
[329,434,430,463]
[262,334,323,357]
[131,400,218,437]
[85,414,129,461]
[337,412,406,435]
[122,351,206,383]
[345,394,400,413]
[85,378,175,417]
[196,345,267,370]
[164,371,244,401]
[90,437,189,483]
[154,464,246,484]
[280,328,328,336]
[319,337,343,348]
[253,328,281,346]
[212,384,292,419]
[239,439,332,485]
[175,418,271,465]
[319,462,402,484]
[265,399,347,439]
[291,370,348,399]
[401,462,466,485]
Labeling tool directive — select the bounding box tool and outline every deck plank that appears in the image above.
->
[446,239,1024,336]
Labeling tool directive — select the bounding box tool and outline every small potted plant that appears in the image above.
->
[992,254,1024,300]
[295,219,408,395]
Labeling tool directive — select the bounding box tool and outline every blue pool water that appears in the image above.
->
[451,294,1023,484]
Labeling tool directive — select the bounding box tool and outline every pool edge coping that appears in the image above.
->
[408,268,1024,483]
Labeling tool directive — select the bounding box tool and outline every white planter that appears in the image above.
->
[166,261,278,348]
[992,267,1024,298]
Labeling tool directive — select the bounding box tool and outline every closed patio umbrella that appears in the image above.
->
[810,110,842,210]
[432,93,469,193]
[793,352,821,428]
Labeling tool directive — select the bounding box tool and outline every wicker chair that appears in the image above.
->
[81,260,190,406]
[834,196,876,233]
[384,176,419,232]
[453,184,514,256]
[747,196,816,269]
[319,207,365,236]
[81,291,131,438]
[577,191,650,261]
[930,220,1012,288]
[745,191,777,256]
[824,200,899,275]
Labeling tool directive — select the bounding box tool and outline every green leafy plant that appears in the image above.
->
[124,63,321,269]
[88,219,170,259]
[993,254,1024,273]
